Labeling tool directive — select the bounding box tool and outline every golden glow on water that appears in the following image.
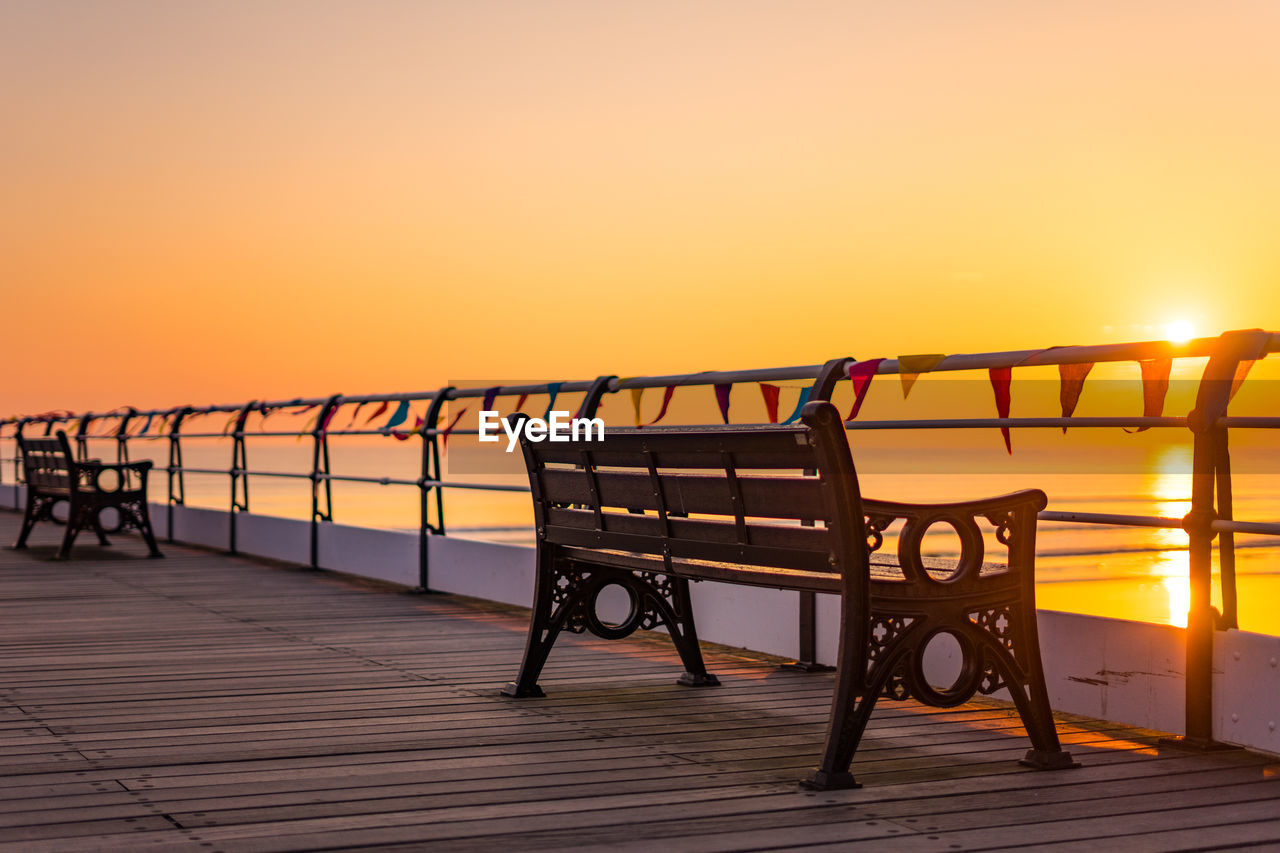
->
[1149,445,1192,627]
[1152,551,1190,628]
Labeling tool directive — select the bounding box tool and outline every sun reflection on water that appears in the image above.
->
[1148,445,1192,627]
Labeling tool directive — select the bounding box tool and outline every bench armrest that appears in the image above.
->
[76,460,153,492]
[860,489,1046,584]
[861,489,1046,518]
[79,460,154,473]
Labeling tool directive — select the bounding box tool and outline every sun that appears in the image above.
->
[1163,320,1195,344]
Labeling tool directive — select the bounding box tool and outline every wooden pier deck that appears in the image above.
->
[2,513,1279,852]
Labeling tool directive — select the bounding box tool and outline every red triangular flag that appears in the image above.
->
[845,359,884,421]
[989,367,1012,454]
[759,384,781,423]
[647,386,676,426]
[441,406,469,448]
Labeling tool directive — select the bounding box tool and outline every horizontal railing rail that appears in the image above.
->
[2,328,1278,751]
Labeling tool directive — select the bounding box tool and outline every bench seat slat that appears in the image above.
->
[539,469,829,520]
[558,546,843,593]
[543,507,833,571]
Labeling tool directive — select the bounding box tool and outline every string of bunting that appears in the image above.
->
[834,349,1202,452]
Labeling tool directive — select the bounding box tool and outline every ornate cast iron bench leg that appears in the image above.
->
[13,494,52,550]
[802,609,881,790]
[503,552,719,698]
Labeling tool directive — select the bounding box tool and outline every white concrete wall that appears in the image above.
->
[1,483,1275,756]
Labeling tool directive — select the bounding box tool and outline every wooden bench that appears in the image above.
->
[14,430,163,560]
[502,400,1076,790]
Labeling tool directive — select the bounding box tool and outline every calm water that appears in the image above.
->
[67,432,1280,636]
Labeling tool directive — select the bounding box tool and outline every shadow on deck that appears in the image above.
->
[1,512,1279,852]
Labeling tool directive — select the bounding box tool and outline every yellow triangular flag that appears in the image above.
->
[897,354,947,398]
[629,388,644,427]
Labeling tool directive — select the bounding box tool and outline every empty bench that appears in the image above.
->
[14,430,163,560]
[502,400,1076,790]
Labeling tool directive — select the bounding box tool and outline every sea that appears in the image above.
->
[75,423,1280,638]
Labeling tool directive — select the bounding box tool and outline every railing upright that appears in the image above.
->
[576,375,618,419]
[73,413,91,456]
[13,419,31,504]
[166,407,191,543]
[1178,328,1271,747]
[116,408,136,465]
[309,395,343,570]
[1215,430,1237,630]
[228,402,256,555]
[417,389,452,590]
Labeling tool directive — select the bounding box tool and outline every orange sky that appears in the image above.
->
[3,0,1278,414]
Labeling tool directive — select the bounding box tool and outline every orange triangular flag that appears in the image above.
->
[1058,362,1094,433]
[1126,358,1172,433]
[897,354,946,398]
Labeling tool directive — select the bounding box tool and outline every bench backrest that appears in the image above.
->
[519,401,869,579]
[18,431,75,492]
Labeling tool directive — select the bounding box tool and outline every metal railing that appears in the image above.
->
[2,328,1278,750]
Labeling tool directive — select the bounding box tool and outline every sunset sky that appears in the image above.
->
[3,0,1278,414]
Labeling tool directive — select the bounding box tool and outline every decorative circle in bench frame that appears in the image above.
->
[909,627,983,707]
[94,467,121,493]
[897,513,985,584]
[584,577,643,640]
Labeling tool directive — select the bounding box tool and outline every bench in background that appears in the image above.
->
[14,430,163,560]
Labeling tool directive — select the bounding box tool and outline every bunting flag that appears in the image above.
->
[393,416,424,441]
[441,406,469,448]
[223,413,240,435]
[781,385,813,424]
[1230,360,1257,403]
[384,399,410,430]
[299,410,320,437]
[344,402,366,427]
[649,386,676,426]
[291,404,317,415]
[1058,362,1094,432]
[482,386,501,413]
[897,353,947,398]
[759,384,781,423]
[629,388,644,426]
[543,382,563,419]
[364,401,390,424]
[318,406,339,434]
[845,358,885,421]
[632,386,678,428]
[514,393,529,413]
[713,383,732,424]
[988,367,1013,454]
[1126,358,1172,433]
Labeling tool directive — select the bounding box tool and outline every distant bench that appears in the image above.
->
[14,430,163,560]
[502,401,1076,790]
